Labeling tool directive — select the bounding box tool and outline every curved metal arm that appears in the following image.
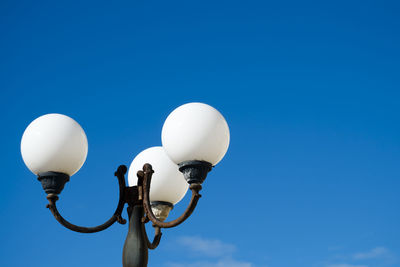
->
[45,165,128,233]
[141,164,202,229]
[142,224,162,249]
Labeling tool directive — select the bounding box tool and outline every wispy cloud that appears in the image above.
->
[326,264,368,267]
[353,247,390,260]
[322,246,396,267]
[176,236,236,257]
[168,236,260,267]
[166,258,253,267]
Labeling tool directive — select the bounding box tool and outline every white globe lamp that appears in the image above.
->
[21,113,88,194]
[161,103,230,184]
[128,146,189,221]
[21,113,88,176]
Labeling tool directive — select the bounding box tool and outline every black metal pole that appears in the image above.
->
[122,205,148,267]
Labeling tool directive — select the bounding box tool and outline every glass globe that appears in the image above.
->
[161,103,230,166]
[21,114,88,176]
[128,146,188,205]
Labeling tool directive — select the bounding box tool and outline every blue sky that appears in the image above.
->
[1,0,400,266]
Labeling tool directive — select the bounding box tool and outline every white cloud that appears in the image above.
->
[323,246,396,267]
[326,264,368,267]
[176,236,236,257]
[168,236,260,267]
[167,258,253,267]
[353,247,389,260]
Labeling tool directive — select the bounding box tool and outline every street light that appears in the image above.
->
[20,103,230,267]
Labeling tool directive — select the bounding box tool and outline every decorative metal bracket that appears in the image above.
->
[140,164,203,229]
[39,163,209,267]
[44,165,127,233]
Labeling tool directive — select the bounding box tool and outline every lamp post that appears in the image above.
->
[20,103,230,267]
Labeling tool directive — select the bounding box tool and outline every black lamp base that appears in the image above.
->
[178,161,212,184]
[37,172,70,195]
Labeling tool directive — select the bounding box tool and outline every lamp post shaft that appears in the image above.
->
[123,205,148,267]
